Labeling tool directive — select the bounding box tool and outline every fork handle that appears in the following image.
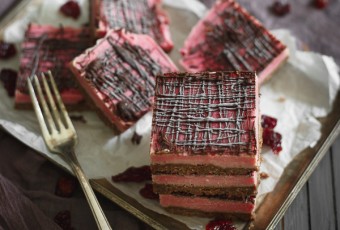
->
[64,151,112,230]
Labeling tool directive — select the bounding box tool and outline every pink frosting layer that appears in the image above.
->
[150,153,259,169]
[160,194,255,214]
[152,172,258,187]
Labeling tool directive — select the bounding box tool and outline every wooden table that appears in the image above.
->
[273,134,340,230]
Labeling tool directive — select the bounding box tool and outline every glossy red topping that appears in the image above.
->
[0,41,17,59]
[261,115,277,129]
[271,2,291,16]
[59,1,81,19]
[112,165,151,182]
[0,68,18,97]
[55,176,78,198]
[139,183,159,200]
[206,219,236,230]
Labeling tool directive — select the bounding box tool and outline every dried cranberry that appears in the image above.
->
[206,219,236,230]
[54,210,74,230]
[263,128,282,154]
[55,176,78,198]
[131,132,142,145]
[271,2,291,16]
[139,183,159,200]
[314,0,328,9]
[112,165,151,182]
[0,41,17,59]
[59,1,81,20]
[0,68,18,97]
[261,115,277,129]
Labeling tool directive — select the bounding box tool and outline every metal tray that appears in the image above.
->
[1,1,339,229]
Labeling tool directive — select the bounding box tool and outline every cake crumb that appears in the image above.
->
[131,131,142,145]
[70,115,86,124]
[260,172,270,179]
[277,96,286,102]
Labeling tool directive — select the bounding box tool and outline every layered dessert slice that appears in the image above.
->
[150,71,261,220]
[15,24,92,109]
[93,0,173,52]
[180,0,289,84]
[69,29,178,133]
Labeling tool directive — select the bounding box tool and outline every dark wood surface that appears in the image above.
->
[275,135,340,230]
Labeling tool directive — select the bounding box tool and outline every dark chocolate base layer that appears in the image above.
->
[164,207,254,221]
[153,184,257,196]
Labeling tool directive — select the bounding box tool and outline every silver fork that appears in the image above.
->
[27,71,112,230]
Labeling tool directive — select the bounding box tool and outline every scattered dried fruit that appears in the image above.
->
[139,183,159,200]
[59,1,81,19]
[112,165,151,182]
[0,68,18,97]
[0,41,17,59]
[206,219,236,230]
[131,131,142,145]
[314,0,328,9]
[55,176,78,198]
[54,210,74,230]
[261,115,277,129]
[262,128,282,154]
[271,1,291,16]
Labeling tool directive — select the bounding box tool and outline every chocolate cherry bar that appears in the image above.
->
[69,29,178,133]
[93,0,173,52]
[150,71,261,220]
[180,0,289,84]
[15,24,91,109]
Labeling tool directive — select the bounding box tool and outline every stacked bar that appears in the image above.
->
[15,24,91,109]
[93,0,173,52]
[150,71,261,220]
[69,30,178,133]
[180,0,289,84]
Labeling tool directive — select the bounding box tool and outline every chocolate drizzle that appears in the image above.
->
[153,72,257,155]
[84,32,172,122]
[17,24,91,93]
[102,0,163,44]
[184,0,286,73]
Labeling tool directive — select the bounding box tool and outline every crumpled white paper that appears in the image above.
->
[0,0,339,229]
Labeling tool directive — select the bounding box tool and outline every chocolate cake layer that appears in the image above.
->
[164,207,254,221]
[153,184,257,196]
[151,164,256,176]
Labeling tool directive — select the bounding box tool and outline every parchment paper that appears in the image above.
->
[0,0,339,229]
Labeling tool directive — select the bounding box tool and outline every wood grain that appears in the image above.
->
[283,184,310,230]
[309,150,336,230]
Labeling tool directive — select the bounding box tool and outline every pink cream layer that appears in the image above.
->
[152,172,258,187]
[150,153,259,169]
[160,194,255,214]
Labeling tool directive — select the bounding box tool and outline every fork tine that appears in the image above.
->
[32,74,57,134]
[47,71,75,131]
[41,72,65,132]
[27,78,51,138]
